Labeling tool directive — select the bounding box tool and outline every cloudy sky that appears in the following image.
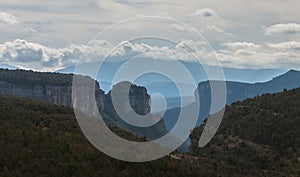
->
[0,0,300,71]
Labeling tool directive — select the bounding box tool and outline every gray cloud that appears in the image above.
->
[0,12,18,25]
[172,24,194,32]
[267,41,300,50]
[190,8,218,18]
[222,42,261,50]
[264,23,300,35]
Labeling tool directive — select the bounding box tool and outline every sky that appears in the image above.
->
[0,0,300,71]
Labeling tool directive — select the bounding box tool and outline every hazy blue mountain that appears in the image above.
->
[163,70,300,132]
[57,61,286,94]
[57,61,286,110]
[0,64,18,70]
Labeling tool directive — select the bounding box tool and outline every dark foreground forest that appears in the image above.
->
[0,95,214,177]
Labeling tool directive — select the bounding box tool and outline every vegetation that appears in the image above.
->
[190,87,300,176]
[0,95,214,177]
[0,68,98,87]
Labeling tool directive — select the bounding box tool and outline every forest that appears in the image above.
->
[0,95,214,177]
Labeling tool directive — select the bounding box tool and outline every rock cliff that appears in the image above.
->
[0,69,167,139]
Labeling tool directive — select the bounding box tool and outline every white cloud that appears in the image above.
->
[200,25,234,37]
[0,39,216,71]
[215,41,300,69]
[0,12,18,25]
[2,38,300,71]
[172,24,193,32]
[267,41,300,50]
[190,8,218,18]
[222,42,261,50]
[0,39,87,71]
[205,25,223,33]
[264,23,300,35]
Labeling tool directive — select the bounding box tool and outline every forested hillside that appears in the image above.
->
[0,95,214,177]
[190,87,300,176]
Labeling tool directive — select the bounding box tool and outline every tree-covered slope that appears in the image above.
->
[190,87,300,176]
[0,95,214,177]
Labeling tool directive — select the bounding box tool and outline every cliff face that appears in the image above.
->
[104,81,167,139]
[0,81,73,106]
[0,69,166,139]
[105,81,151,115]
[0,69,151,114]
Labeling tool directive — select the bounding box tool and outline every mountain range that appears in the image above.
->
[163,70,300,131]
[56,61,287,94]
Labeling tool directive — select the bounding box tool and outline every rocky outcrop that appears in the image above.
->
[105,81,151,115]
[0,69,167,139]
[104,81,167,139]
[0,69,151,114]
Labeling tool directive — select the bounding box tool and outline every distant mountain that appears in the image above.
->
[163,70,300,131]
[0,64,18,70]
[189,85,300,176]
[57,61,286,110]
[199,70,300,106]
[57,61,287,94]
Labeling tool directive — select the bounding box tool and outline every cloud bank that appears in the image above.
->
[1,39,300,71]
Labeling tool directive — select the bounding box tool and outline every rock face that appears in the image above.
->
[0,69,151,114]
[0,69,166,139]
[105,81,151,115]
[0,80,73,106]
[0,69,105,111]
[104,81,167,139]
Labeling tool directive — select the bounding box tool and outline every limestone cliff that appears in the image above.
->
[0,69,167,139]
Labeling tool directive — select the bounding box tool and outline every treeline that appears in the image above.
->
[0,68,95,87]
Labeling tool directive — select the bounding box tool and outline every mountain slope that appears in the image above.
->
[0,69,167,140]
[0,95,214,177]
[198,69,300,105]
[189,87,300,176]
